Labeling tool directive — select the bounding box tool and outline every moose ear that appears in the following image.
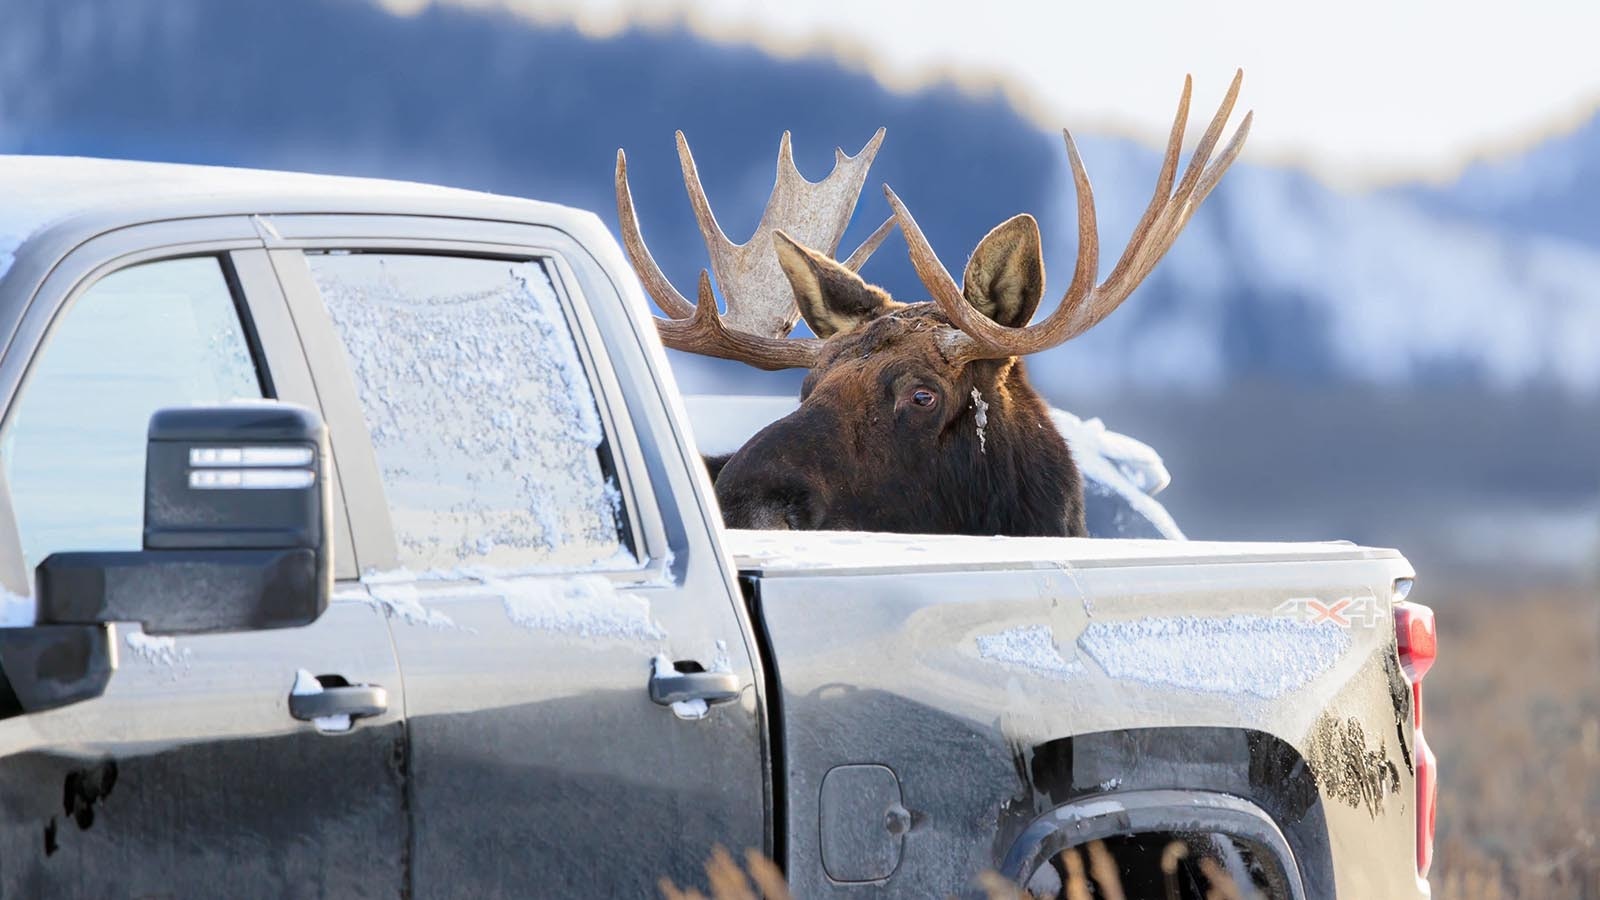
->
[774,231,897,339]
[962,214,1045,329]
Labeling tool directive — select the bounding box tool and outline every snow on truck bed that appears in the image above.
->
[725,528,1401,577]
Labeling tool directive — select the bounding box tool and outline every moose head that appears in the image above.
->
[617,73,1251,536]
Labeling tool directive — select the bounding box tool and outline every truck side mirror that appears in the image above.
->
[34,402,333,635]
[0,625,114,718]
[0,466,113,719]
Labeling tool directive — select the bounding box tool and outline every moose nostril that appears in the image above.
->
[783,500,816,531]
[775,484,826,531]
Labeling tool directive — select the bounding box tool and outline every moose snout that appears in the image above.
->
[715,475,826,530]
[711,403,843,531]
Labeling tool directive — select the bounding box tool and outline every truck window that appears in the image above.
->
[305,253,628,572]
[1,256,265,574]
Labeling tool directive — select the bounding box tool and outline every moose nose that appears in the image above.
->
[776,490,825,531]
[712,402,838,531]
[715,477,825,531]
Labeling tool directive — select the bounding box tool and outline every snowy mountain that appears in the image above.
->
[1396,112,1600,250]
[1029,142,1600,396]
[1,0,1595,400]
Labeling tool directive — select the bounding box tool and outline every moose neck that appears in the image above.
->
[941,358,1083,537]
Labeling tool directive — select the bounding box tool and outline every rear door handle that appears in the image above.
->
[290,684,388,721]
[649,667,741,706]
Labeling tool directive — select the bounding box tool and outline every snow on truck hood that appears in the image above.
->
[724,529,1400,576]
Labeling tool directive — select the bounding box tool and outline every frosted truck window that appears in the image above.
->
[1,257,264,572]
[307,254,626,571]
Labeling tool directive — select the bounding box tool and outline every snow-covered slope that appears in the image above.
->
[1398,112,1600,250]
[1030,141,1600,396]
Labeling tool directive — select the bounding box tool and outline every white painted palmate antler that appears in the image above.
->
[616,129,894,370]
[886,71,1252,363]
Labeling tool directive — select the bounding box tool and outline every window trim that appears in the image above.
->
[266,235,668,584]
[2,227,261,429]
[0,218,359,581]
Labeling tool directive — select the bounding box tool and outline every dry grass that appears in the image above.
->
[661,839,1249,899]
[658,846,791,900]
[1424,582,1600,900]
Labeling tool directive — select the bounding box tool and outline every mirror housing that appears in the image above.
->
[0,626,114,718]
[0,464,114,719]
[34,403,332,635]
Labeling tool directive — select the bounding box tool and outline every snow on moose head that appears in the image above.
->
[616,72,1250,536]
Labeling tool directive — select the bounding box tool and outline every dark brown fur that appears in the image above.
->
[714,220,1086,536]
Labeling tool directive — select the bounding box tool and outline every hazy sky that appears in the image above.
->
[385,0,1600,185]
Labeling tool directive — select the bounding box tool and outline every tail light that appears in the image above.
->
[1393,578,1438,879]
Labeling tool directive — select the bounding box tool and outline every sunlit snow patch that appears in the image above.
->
[291,668,352,732]
[1048,408,1182,539]
[971,388,989,454]
[498,574,664,642]
[124,630,191,668]
[652,654,709,720]
[976,625,1083,680]
[1078,615,1350,699]
[360,573,458,629]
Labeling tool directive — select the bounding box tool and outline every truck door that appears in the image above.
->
[264,220,768,897]
[0,227,406,896]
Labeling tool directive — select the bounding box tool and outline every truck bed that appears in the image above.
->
[733,527,1423,898]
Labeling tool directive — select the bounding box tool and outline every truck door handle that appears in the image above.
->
[649,668,741,706]
[289,684,388,722]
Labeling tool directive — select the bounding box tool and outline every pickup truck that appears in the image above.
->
[0,156,1437,899]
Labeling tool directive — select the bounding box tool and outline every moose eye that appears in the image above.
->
[910,388,938,408]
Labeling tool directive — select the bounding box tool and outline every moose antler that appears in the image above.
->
[616,129,894,370]
[886,71,1252,362]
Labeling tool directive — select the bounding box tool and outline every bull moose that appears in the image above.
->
[616,72,1250,537]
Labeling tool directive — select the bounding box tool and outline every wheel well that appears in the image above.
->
[999,727,1332,898]
[1001,790,1305,899]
